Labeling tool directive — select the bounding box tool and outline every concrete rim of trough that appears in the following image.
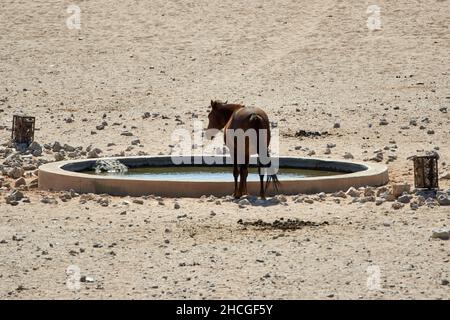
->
[38,155,389,197]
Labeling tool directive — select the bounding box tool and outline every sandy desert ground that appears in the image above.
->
[0,0,449,299]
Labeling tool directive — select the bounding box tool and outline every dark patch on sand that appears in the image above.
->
[237,218,329,230]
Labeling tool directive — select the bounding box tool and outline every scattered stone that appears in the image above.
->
[392,183,410,198]
[431,228,450,240]
[332,191,346,198]
[80,276,95,283]
[440,172,450,180]
[392,202,404,210]
[345,187,360,197]
[52,141,62,152]
[437,192,450,206]
[238,199,251,207]
[7,167,24,179]
[343,152,354,159]
[87,148,102,159]
[14,177,26,188]
[363,187,375,197]
[121,131,133,136]
[410,202,419,210]
[54,152,65,161]
[28,141,42,157]
[41,196,58,204]
[94,159,127,173]
[397,194,412,204]
[5,190,24,205]
[132,199,144,205]
[174,202,180,209]
[98,197,110,207]
[379,118,388,125]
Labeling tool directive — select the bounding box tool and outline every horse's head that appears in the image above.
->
[205,100,228,139]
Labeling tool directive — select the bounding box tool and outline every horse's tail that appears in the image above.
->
[250,113,280,194]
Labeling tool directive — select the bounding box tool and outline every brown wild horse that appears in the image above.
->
[206,100,280,199]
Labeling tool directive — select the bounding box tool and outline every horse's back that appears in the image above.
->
[225,106,271,155]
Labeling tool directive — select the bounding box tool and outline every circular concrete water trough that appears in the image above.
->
[38,155,389,197]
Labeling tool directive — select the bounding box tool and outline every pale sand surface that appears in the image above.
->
[0,0,449,299]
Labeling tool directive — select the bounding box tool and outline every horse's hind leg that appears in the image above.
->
[232,151,239,198]
[258,164,265,200]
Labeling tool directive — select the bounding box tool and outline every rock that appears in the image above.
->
[142,112,151,119]
[431,228,450,240]
[63,144,76,152]
[94,159,127,173]
[131,139,141,146]
[343,152,354,159]
[132,199,144,205]
[345,187,360,197]
[14,177,26,188]
[427,129,435,135]
[28,141,42,157]
[332,190,346,198]
[333,122,340,128]
[7,167,24,179]
[437,193,450,206]
[370,152,383,162]
[96,124,105,130]
[441,279,449,286]
[392,202,404,210]
[5,190,24,204]
[41,196,58,204]
[397,194,412,204]
[98,197,110,207]
[59,192,72,202]
[380,191,396,202]
[392,184,410,197]
[87,148,102,159]
[121,131,133,137]
[274,195,287,203]
[375,198,385,206]
[440,172,450,180]
[54,151,65,161]
[52,141,62,152]
[358,196,376,203]
[324,148,331,155]
[174,202,180,209]
[238,199,251,207]
[410,202,419,210]
[80,275,95,283]
[363,187,375,197]
[379,118,388,125]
